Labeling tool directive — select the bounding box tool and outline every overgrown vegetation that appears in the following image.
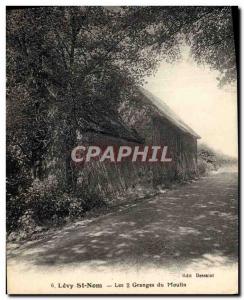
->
[6,7,236,238]
[197,143,238,175]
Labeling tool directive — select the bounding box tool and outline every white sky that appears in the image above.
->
[144,49,238,158]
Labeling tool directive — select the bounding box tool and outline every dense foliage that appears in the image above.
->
[197,143,238,175]
[6,7,237,236]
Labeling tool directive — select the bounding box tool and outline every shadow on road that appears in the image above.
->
[8,172,238,270]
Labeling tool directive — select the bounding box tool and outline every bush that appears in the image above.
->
[197,157,216,175]
[7,175,106,237]
[7,194,26,233]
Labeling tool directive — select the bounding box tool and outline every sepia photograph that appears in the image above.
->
[6,5,239,295]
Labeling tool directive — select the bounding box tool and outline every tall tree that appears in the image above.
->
[6,6,237,190]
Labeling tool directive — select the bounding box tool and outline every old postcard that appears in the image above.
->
[6,6,239,295]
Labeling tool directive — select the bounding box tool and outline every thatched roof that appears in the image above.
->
[139,87,201,139]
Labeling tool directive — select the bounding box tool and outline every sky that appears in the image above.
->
[144,49,238,158]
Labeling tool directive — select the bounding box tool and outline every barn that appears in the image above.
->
[75,87,200,198]
[119,87,201,184]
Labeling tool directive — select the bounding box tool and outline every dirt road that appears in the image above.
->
[7,171,238,271]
